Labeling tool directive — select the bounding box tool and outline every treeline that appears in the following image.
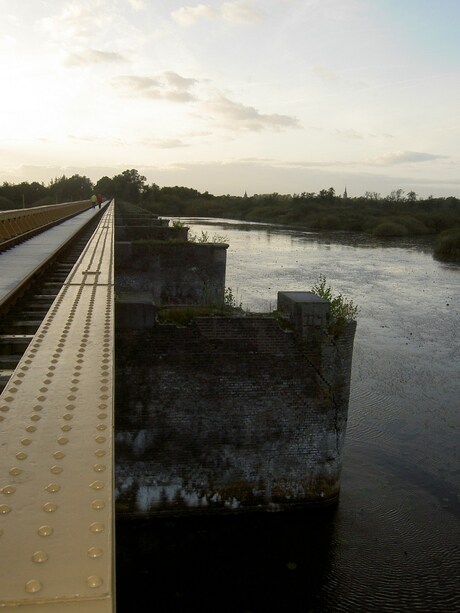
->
[1,168,460,260]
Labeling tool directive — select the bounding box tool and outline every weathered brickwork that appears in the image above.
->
[115,308,356,516]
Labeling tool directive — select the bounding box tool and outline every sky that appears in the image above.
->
[0,0,459,198]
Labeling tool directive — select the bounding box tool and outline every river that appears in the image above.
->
[116,217,460,612]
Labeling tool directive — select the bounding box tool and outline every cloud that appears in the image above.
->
[171,4,217,27]
[335,128,364,140]
[371,151,448,165]
[221,1,263,24]
[143,138,190,149]
[41,3,105,42]
[112,71,198,102]
[312,66,340,83]
[204,95,301,131]
[172,1,262,27]
[128,0,145,9]
[65,49,129,67]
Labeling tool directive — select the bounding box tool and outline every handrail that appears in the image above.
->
[0,201,93,243]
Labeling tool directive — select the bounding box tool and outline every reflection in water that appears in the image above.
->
[117,218,460,612]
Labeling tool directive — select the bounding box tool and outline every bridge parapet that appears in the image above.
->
[0,200,93,248]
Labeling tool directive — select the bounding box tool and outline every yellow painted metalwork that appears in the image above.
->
[0,204,115,611]
[0,201,92,242]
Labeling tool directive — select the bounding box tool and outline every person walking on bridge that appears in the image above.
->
[91,194,97,208]
[96,194,103,209]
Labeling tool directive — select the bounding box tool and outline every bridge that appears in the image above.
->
[0,198,357,611]
[0,200,115,611]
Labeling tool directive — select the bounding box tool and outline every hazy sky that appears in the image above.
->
[1,0,459,197]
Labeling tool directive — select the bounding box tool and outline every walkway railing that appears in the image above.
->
[0,203,115,612]
[0,200,93,248]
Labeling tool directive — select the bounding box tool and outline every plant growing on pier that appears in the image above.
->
[223,286,243,311]
[188,230,229,243]
[311,275,359,325]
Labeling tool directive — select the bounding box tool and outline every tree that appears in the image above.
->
[48,175,93,203]
[111,169,146,203]
[94,176,114,196]
[318,187,336,202]
[364,191,381,201]
[387,189,405,202]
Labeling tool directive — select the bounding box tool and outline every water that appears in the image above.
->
[116,218,460,612]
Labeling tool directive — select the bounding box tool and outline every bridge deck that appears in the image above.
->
[0,205,106,309]
[0,204,114,611]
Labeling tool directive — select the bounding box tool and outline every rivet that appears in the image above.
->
[50,465,63,475]
[8,387,17,393]
[98,413,107,420]
[87,575,103,588]
[2,485,16,495]
[21,438,32,446]
[26,425,37,433]
[93,464,106,473]
[57,437,69,445]
[13,379,22,385]
[39,387,48,393]
[91,499,105,510]
[32,550,48,563]
[0,406,9,412]
[87,546,103,558]
[67,396,76,401]
[89,522,104,533]
[53,451,65,460]
[43,502,57,513]
[38,525,53,537]
[0,504,11,514]
[66,404,75,410]
[95,449,106,457]
[70,387,78,392]
[45,483,60,493]
[63,414,73,421]
[89,481,104,490]
[4,397,14,402]
[33,405,43,411]
[0,416,4,422]
[95,436,106,443]
[9,467,22,476]
[61,425,72,432]
[96,424,107,431]
[25,579,42,593]
[16,452,27,460]
[37,396,46,402]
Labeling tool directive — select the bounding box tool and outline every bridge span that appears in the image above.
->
[0,202,115,611]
